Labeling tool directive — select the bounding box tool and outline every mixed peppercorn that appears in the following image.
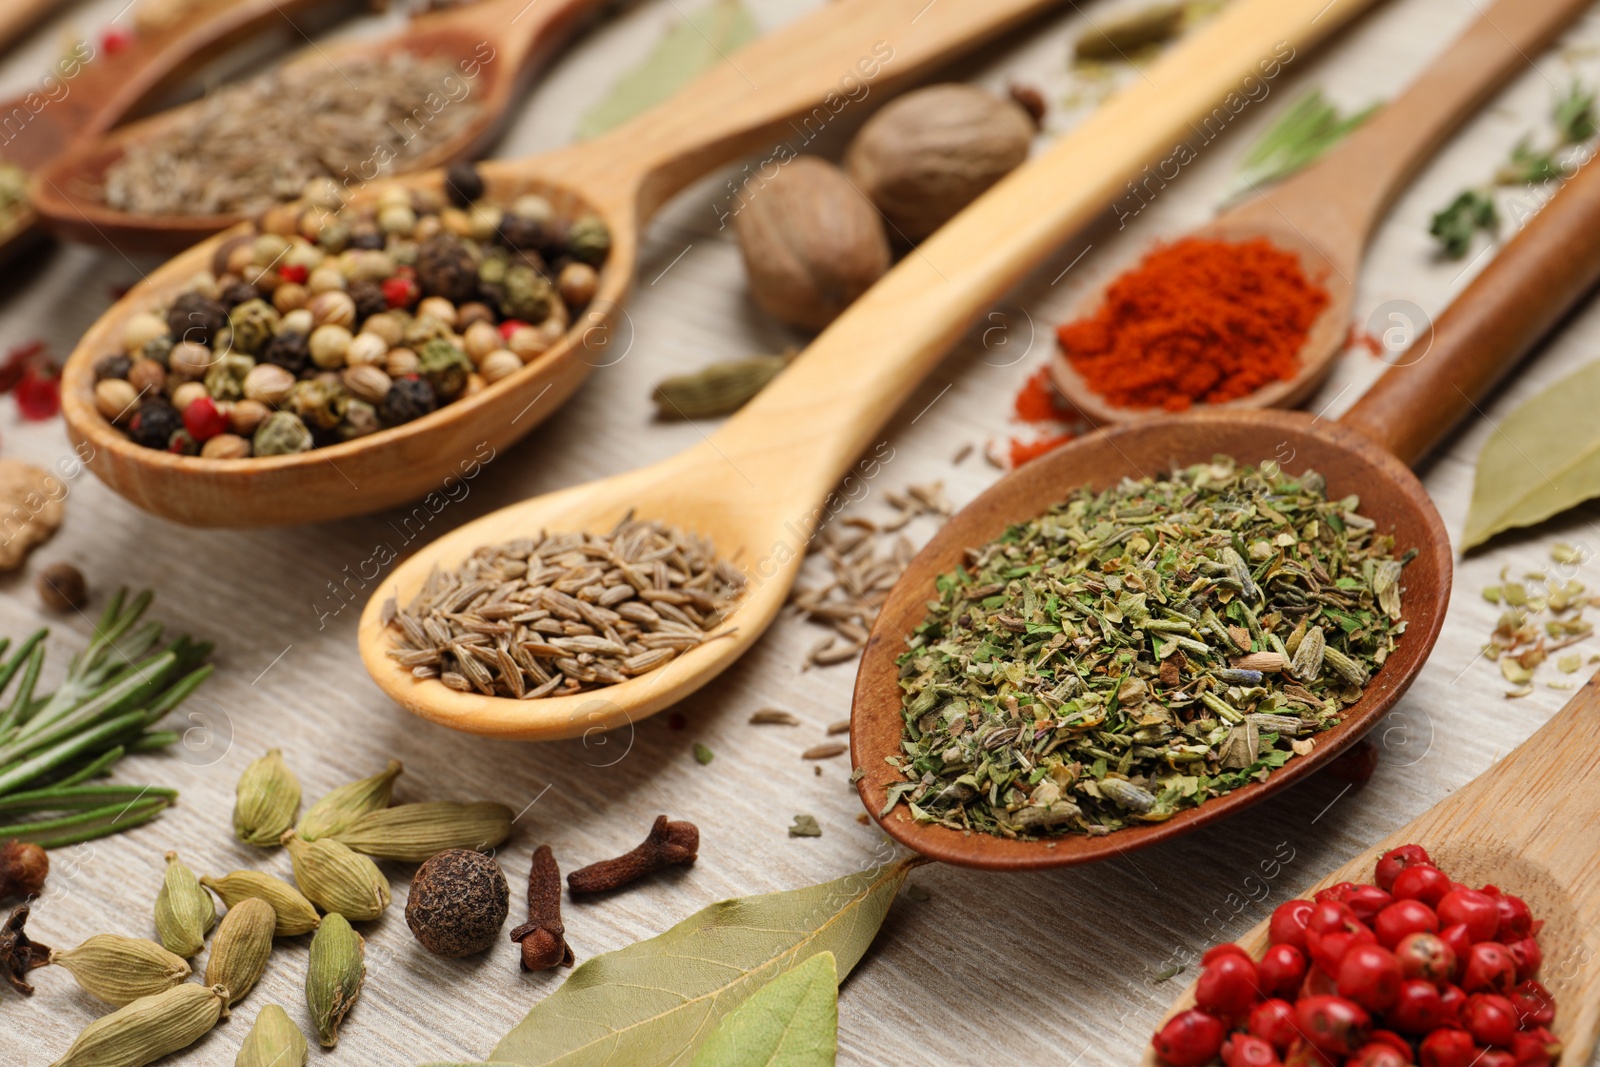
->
[1152,845,1559,1067]
[91,164,608,459]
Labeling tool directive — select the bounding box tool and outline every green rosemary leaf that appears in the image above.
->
[1228,89,1377,199]
[1554,78,1597,144]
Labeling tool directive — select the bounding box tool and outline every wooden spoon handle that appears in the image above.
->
[1339,150,1600,466]
[0,0,59,60]
[706,0,1381,501]
[547,0,1063,219]
[1242,0,1591,255]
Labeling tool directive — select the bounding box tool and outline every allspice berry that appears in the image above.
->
[405,849,508,958]
[732,155,889,331]
[845,83,1035,241]
[37,563,87,612]
[0,839,48,899]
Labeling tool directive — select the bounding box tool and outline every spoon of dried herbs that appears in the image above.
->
[852,94,1600,870]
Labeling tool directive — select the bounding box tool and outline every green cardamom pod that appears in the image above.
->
[651,352,789,420]
[233,749,302,847]
[330,801,514,863]
[49,982,228,1067]
[298,759,402,840]
[237,1004,309,1067]
[48,935,191,1007]
[204,897,276,1006]
[154,851,217,958]
[305,913,365,1048]
[282,832,391,921]
[201,871,321,937]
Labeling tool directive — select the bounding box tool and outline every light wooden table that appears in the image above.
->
[5,0,1600,1063]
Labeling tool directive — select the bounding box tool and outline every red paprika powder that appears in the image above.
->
[1057,236,1329,411]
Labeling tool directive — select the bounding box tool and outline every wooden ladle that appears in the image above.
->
[355,0,1384,741]
[1049,0,1592,426]
[59,0,1081,528]
[30,0,611,254]
[0,0,339,260]
[852,85,1600,870]
[1138,671,1600,1067]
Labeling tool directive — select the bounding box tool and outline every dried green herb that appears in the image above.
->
[693,743,715,766]
[888,459,1409,838]
[1463,360,1600,547]
[1479,561,1595,693]
[1430,190,1498,260]
[1073,3,1184,60]
[787,815,821,838]
[1228,89,1378,200]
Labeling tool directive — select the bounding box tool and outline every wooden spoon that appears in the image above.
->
[852,92,1600,870]
[0,0,340,259]
[30,0,612,253]
[0,0,69,60]
[353,0,1384,741]
[1048,0,1591,426]
[1138,671,1600,1067]
[59,0,1084,528]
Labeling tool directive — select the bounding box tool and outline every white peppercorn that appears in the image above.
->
[346,332,389,367]
[557,262,598,307]
[386,347,421,377]
[309,324,353,369]
[243,363,296,405]
[506,325,548,362]
[273,283,309,313]
[343,364,392,404]
[308,291,357,329]
[94,379,139,422]
[363,312,405,347]
[307,266,347,295]
[168,342,215,381]
[229,399,271,436]
[172,381,210,412]
[417,297,458,327]
[201,433,251,459]
[127,359,167,395]
[463,321,500,363]
[479,349,521,383]
[281,309,314,336]
[122,312,170,356]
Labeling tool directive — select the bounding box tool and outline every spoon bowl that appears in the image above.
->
[58,0,1073,528]
[852,69,1600,869]
[851,409,1451,870]
[356,0,1387,740]
[31,0,608,254]
[1049,0,1592,425]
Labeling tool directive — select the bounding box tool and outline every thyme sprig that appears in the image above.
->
[888,460,1409,839]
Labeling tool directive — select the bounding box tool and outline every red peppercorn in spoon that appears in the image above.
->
[1049,0,1594,425]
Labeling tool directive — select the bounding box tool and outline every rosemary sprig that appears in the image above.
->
[0,591,212,848]
[1227,89,1378,201]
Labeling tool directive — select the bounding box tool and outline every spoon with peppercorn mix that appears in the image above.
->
[1139,671,1600,1067]
[58,0,1082,528]
[30,0,613,254]
[0,0,339,261]
[851,85,1600,870]
[350,0,1385,741]
[1048,0,1592,426]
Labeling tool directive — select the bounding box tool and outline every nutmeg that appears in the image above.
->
[732,155,889,331]
[844,83,1034,242]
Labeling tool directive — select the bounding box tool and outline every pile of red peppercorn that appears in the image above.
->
[1152,844,1560,1067]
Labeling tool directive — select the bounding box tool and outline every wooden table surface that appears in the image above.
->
[5,0,1600,1063]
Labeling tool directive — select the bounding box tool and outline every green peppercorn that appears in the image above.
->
[418,340,472,401]
[253,411,314,455]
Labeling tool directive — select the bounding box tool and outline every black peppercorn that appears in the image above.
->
[348,230,386,251]
[36,563,87,612]
[348,279,388,321]
[379,375,436,424]
[498,213,544,252]
[219,280,261,309]
[261,331,312,375]
[444,162,485,207]
[165,292,228,347]
[406,849,509,958]
[93,354,131,381]
[416,234,479,304]
[128,401,182,449]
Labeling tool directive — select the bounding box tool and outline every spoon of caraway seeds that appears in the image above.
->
[354,0,1384,742]
[851,95,1600,871]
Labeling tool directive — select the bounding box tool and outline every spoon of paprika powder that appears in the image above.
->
[851,90,1600,871]
[1048,0,1592,425]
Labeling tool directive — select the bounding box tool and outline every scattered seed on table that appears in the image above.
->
[749,709,801,726]
[801,743,847,760]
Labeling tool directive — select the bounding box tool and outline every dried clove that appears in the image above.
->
[1,903,52,995]
[0,840,48,900]
[510,845,574,971]
[567,816,698,896]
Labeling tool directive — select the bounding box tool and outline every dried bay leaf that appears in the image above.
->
[689,952,838,1067]
[1463,361,1600,548]
[489,859,919,1066]
[577,0,758,140]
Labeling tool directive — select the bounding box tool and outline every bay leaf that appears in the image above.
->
[577,0,759,140]
[1462,360,1600,548]
[489,859,917,1066]
[689,951,838,1067]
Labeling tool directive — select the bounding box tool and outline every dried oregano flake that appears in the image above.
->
[888,458,1411,839]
